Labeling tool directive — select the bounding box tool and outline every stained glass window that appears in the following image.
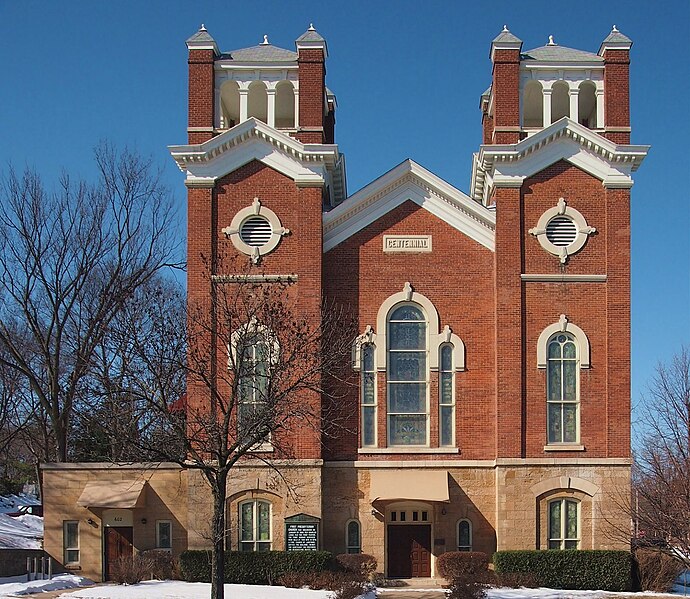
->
[240,500,272,551]
[238,333,272,445]
[457,519,472,551]
[361,344,376,447]
[548,499,579,549]
[546,333,579,444]
[388,305,428,445]
[346,520,361,554]
[440,344,454,446]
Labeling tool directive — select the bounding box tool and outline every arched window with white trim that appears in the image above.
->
[546,332,579,444]
[346,519,361,554]
[387,304,428,446]
[239,499,272,551]
[457,519,472,552]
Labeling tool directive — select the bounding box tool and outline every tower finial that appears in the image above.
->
[261,34,270,45]
[612,24,619,32]
[308,23,315,31]
[502,24,509,32]
[547,34,556,46]
[200,23,206,31]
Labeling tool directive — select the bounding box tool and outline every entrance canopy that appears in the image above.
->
[77,480,146,509]
[369,470,449,503]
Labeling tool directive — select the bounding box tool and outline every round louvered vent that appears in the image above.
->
[545,216,577,247]
[239,217,272,247]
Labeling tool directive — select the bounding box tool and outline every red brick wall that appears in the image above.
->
[520,161,630,458]
[188,49,215,144]
[492,49,521,144]
[494,186,524,457]
[603,49,630,143]
[186,161,324,459]
[297,48,325,144]
[323,201,496,461]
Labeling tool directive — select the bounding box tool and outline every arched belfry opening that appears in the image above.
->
[523,80,544,128]
[578,81,597,128]
[220,81,240,129]
[275,81,295,128]
[247,81,268,123]
[551,81,570,122]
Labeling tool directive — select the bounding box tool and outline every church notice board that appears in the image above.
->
[284,513,320,551]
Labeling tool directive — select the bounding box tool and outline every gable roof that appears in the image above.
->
[323,159,495,252]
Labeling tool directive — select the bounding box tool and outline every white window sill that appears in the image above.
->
[358,447,460,454]
[543,444,585,452]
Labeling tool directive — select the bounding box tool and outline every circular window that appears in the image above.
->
[221,198,289,264]
[545,216,577,247]
[529,198,596,264]
[239,216,272,247]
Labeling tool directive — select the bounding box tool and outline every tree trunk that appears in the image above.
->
[211,474,227,599]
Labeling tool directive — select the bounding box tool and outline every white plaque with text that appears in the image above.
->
[383,235,432,253]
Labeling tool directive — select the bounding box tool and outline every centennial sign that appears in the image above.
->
[284,513,320,551]
[383,235,432,253]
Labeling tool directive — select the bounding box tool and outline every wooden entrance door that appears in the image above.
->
[387,525,431,578]
[104,526,133,580]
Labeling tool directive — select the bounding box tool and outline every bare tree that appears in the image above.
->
[0,144,181,462]
[114,258,355,599]
[634,347,690,567]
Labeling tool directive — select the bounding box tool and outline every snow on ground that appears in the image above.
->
[0,574,92,597]
[0,513,43,549]
[58,580,349,599]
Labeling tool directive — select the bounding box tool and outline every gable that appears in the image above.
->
[169,118,345,201]
[323,160,496,252]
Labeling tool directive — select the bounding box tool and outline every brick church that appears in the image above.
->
[42,24,649,580]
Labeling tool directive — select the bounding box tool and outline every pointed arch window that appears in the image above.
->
[387,305,428,446]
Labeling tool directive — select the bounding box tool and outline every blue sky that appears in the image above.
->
[1,1,688,422]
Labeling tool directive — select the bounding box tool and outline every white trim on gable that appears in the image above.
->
[168,118,346,202]
[323,159,496,252]
[471,118,650,203]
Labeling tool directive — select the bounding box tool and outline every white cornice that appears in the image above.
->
[323,159,495,252]
[471,118,649,202]
[168,118,346,202]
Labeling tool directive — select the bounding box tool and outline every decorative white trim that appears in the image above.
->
[228,319,279,365]
[521,274,606,282]
[374,282,465,371]
[323,159,495,252]
[221,197,289,263]
[352,325,377,371]
[530,475,600,497]
[471,118,649,203]
[529,198,596,263]
[537,314,590,369]
[169,118,346,204]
